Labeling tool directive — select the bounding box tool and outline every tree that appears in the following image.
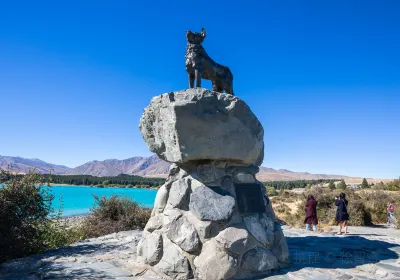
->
[102,180,110,187]
[338,179,347,190]
[328,181,336,190]
[361,178,369,189]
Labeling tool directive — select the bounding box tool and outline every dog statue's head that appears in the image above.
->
[186,28,206,44]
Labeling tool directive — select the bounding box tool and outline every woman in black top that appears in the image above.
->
[335,193,349,235]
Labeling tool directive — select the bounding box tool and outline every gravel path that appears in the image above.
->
[1,226,400,279]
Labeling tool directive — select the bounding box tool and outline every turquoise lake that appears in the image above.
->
[49,186,157,217]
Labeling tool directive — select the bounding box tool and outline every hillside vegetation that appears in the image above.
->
[45,174,165,188]
[270,183,400,229]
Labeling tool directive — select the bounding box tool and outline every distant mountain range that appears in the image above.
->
[64,155,169,177]
[0,155,391,184]
[0,156,70,174]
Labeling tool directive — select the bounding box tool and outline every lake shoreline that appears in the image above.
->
[46,185,157,218]
[50,183,158,190]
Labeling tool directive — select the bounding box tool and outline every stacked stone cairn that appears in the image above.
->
[137,88,289,279]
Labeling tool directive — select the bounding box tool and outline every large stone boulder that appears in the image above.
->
[137,232,163,265]
[139,88,264,166]
[154,235,193,279]
[189,185,235,221]
[194,239,238,280]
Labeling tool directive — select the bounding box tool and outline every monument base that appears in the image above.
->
[137,89,289,280]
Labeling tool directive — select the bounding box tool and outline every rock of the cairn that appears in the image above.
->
[137,88,289,280]
[139,88,264,166]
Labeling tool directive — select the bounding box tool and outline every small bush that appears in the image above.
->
[81,195,151,238]
[0,169,82,263]
[266,186,277,197]
[358,191,399,224]
[0,170,52,262]
[394,205,400,228]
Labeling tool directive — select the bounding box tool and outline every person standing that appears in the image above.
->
[304,195,318,231]
[387,201,395,225]
[335,193,349,235]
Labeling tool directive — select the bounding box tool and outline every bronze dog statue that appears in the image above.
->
[185,28,234,95]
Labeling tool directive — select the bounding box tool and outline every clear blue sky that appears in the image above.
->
[1,1,399,178]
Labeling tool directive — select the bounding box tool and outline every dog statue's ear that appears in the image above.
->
[201,28,206,38]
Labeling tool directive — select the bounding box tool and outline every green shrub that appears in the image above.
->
[0,169,82,263]
[358,191,399,224]
[386,179,400,191]
[81,195,151,238]
[0,170,52,262]
[266,186,277,197]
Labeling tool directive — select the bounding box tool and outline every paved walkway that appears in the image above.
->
[1,226,400,279]
[267,225,400,280]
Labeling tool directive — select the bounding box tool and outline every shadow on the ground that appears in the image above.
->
[1,242,130,279]
[369,224,389,228]
[265,235,400,279]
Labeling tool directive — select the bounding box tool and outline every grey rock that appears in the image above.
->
[271,225,290,264]
[188,176,206,191]
[144,215,163,233]
[260,213,275,232]
[182,210,214,243]
[151,183,170,217]
[243,214,269,246]
[139,88,264,166]
[155,235,192,280]
[196,163,218,183]
[215,227,255,255]
[266,230,275,246]
[240,247,279,272]
[220,176,236,198]
[264,196,277,221]
[166,164,188,184]
[226,165,260,176]
[189,185,235,221]
[194,239,238,280]
[136,232,163,265]
[165,214,200,252]
[236,172,255,183]
[163,208,183,222]
[167,178,191,209]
